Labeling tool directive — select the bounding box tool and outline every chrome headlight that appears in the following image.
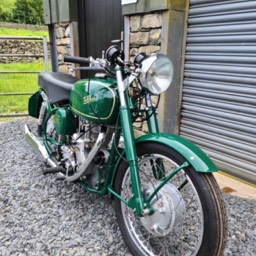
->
[139,54,174,95]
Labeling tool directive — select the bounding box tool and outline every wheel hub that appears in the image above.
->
[141,183,186,237]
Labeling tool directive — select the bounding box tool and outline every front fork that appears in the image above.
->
[116,67,163,216]
[116,68,186,216]
[116,67,145,216]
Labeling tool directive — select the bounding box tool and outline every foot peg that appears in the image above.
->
[43,167,64,175]
[55,173,66,180]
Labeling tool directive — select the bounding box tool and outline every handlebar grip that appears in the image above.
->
[64,56,90,65]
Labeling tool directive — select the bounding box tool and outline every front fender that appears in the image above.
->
[110,132,218,193]
[136,133,218,173]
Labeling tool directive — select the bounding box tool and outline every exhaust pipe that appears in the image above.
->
[25,124,106,182]
[65,131,106,182]
[24,124,57,168]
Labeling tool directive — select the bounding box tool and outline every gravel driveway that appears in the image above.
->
[0,118,255,256]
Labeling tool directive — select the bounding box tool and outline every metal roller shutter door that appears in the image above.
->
[181,0,256,183]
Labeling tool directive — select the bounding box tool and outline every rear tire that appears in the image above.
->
[114,142,227,256]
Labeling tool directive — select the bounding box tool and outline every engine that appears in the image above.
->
[60,119,103,172]
[45,108,114,187]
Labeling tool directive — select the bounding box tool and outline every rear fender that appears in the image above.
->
[28,91,43,118]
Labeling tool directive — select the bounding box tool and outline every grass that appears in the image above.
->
[0,61,47,72]
[0,25,50,116]
[0,28,49,39]
[0,61,48,114]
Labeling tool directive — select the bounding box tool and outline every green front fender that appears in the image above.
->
[136,133,218,173]
[110,132,218,192]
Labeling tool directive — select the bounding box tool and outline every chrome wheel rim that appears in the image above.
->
[120,154,204,256]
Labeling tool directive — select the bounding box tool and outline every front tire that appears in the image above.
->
[114,142,227,256]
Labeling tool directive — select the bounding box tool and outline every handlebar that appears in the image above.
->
[63,48,129,77]
[64,56,91,65]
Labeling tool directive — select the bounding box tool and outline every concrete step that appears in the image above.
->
[214,172,256,199]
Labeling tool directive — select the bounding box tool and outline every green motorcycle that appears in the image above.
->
[25,46,227,256]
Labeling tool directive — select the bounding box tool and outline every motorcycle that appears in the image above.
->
[25,46,227,256]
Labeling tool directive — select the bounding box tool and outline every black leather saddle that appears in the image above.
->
[38,72,79,103]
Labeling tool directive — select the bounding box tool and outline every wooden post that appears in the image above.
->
[71,22,80,78]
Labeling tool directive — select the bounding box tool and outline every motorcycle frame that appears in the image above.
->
[36,65,219,218]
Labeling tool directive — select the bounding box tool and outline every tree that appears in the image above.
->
[27,0,44,25]
[0,6,12,22]
[12,0,44,25]
[12,0,29,24]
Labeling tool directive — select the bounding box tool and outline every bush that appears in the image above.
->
[0,0,44,25]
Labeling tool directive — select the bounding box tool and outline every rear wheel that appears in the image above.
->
[114,142,227,256]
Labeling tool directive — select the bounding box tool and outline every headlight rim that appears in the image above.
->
[138,54,174,95]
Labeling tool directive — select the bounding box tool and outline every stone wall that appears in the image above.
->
[0,22,47,31]
[128,12,164,133]
[0,39,46,63]
[129,12,163,60]
[0,22,49,63]
[53,13,164,73]
[55,23,72,74]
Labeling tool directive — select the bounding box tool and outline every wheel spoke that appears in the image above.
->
[119,154,204,255]
[115,145,226,256]
[177,179,188,191]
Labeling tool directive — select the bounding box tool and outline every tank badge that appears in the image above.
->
[83,95,97,105]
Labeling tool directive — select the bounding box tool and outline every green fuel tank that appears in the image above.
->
[70,78,120,124]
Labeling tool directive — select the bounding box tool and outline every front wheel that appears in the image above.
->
[114,142,227,256]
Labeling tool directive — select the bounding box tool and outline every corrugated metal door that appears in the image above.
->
[181,0,256,183]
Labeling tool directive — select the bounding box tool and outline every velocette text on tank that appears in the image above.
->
[83,95,97,105]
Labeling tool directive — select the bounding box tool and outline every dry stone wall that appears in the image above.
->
[0,22,47,31]
[0,22,49,64]
[129,12,163,59]
[0,39,45,63]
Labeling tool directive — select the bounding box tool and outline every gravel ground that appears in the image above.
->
[0,118,255,256]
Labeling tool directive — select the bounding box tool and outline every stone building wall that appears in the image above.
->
[129,12,163,60]
[54,13,163,73]
[128,12,164,133]
[55,23,73,74]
